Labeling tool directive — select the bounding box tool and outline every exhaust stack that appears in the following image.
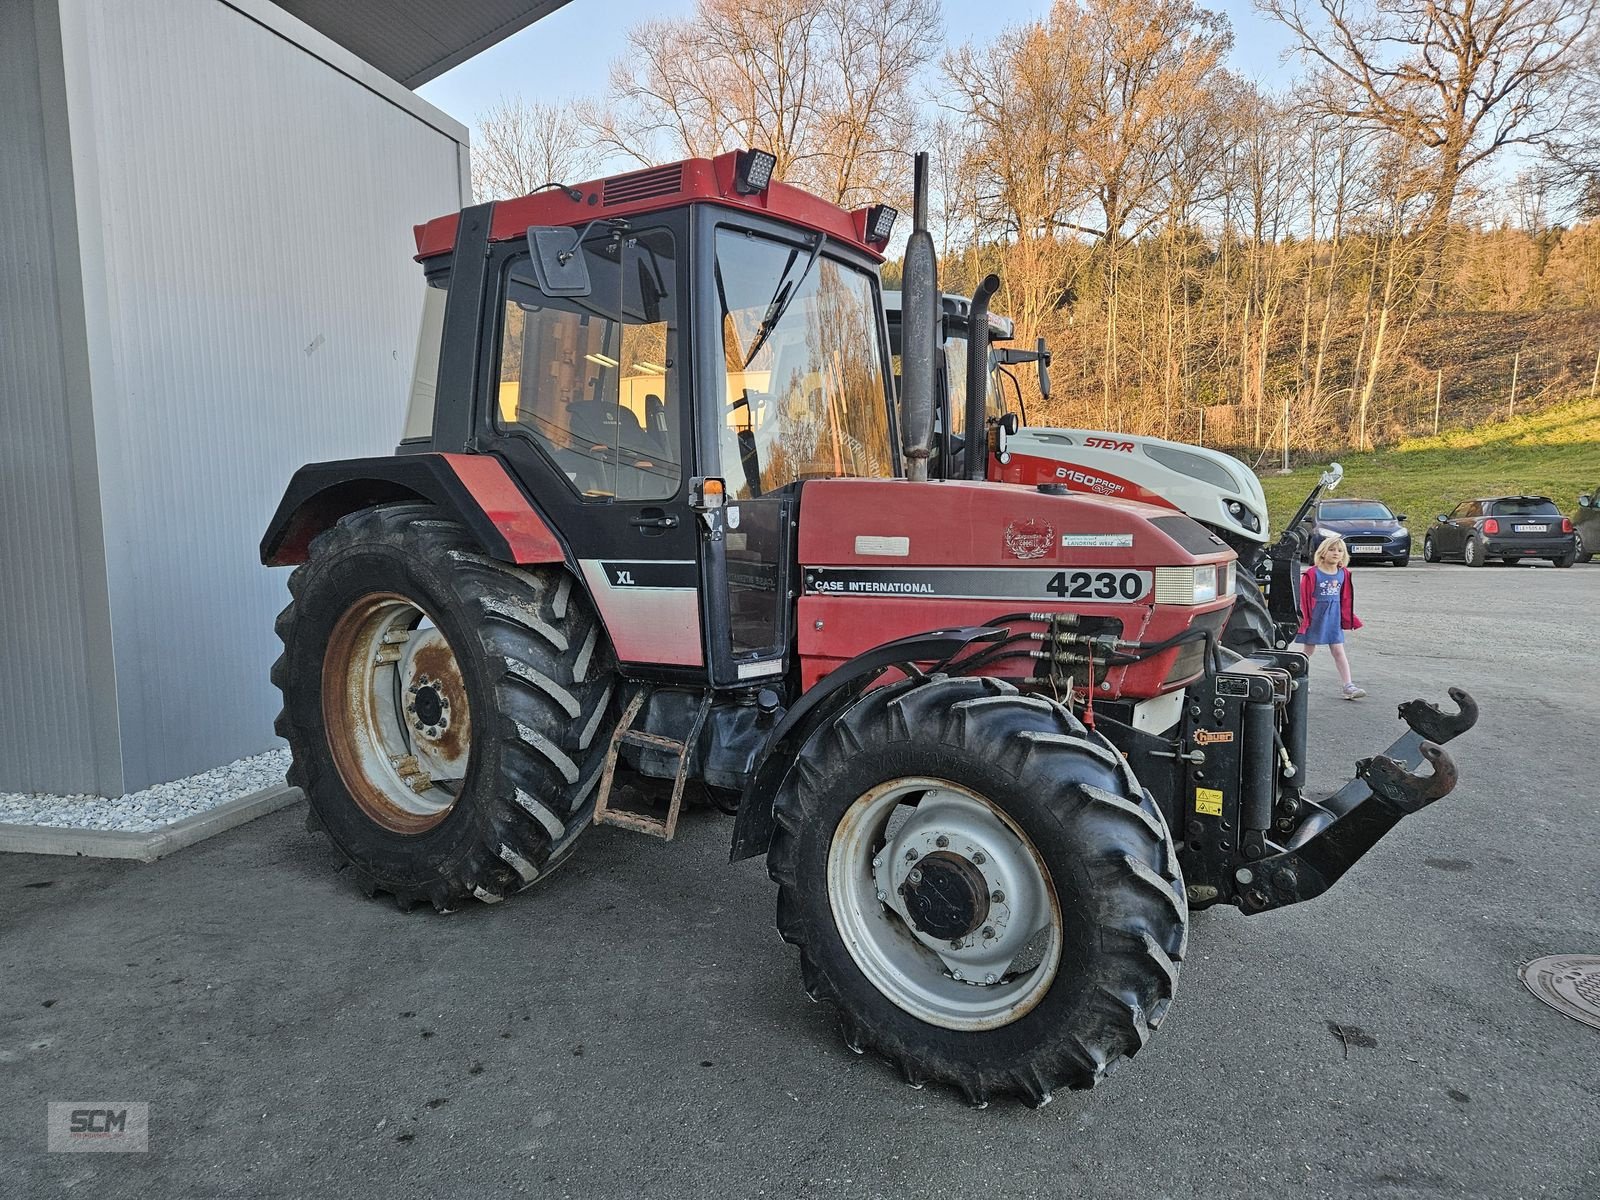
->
[964,273,1000,480]
[900,153,938,482]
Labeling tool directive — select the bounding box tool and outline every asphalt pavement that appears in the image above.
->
[3,562,1597,1199]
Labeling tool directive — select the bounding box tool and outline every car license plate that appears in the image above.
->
[1351,545,1382,553]
[1515,524,1548,533]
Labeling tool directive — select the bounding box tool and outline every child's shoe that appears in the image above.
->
[1342,683,1366,700]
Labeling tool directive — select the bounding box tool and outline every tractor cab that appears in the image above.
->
[394,151,901,691]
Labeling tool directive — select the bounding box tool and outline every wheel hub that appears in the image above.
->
[406,678,450,739]
[900,851,991,941]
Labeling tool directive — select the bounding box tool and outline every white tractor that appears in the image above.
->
[884,291,1342,653]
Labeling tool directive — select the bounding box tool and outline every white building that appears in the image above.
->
[0,0,567,794]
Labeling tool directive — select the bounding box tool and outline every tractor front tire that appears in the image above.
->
[273,503,617,911]
[1221,568,1274,656]
[768,675,1187,1106]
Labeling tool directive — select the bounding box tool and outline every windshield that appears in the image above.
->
[714,229,894,499]
[1490,498,1559,517]
[1320,500,1395,521]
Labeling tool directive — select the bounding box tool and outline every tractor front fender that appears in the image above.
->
[261,452,567,567]
[729,627,1003,862]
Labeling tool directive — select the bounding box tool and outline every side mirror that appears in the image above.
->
[1395,513,1408,523]
[1580,494,1593,508]
[527,226,591,297]
[1036,338,1052,400]
[1437,514,1449,523]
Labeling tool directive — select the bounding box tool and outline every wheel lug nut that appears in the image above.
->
[905,849,918,862]
[949,939,962,950]
[935,835,949,849]
[907,868,923,885]
[972,852,986,865]
[984,973,997,985]
[982,926,995,939]
[991,890,1005,903]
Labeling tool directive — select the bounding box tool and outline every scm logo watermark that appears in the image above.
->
[47,1102,149,1153]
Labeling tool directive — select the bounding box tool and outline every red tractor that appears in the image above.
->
[262,150,1475,1106]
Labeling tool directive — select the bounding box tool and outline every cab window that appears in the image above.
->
[495,229,680,501]
[712,228,893,499]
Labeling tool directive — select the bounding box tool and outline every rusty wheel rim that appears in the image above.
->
[322,593,474,835]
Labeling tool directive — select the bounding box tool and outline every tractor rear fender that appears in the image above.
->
[729,626,1003,862]
[260,452,567,567]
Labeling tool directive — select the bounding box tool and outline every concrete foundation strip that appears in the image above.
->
[0,785,302,862]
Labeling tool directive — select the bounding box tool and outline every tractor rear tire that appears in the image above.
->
[1221,568,1275,656]
[272,503,617,911]
[768,675,1187,1107]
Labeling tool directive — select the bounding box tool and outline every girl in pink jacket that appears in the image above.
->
[1296,535,1365,699]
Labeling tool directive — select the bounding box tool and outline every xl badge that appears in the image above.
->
[1003,518,1054,560]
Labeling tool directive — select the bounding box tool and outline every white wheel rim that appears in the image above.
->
[826,777,1062,1031]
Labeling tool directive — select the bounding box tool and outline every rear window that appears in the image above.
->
[1490,498,1559,517]
[1320,500,1394,521]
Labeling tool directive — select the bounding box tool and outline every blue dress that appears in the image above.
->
[1304,568,1345,645]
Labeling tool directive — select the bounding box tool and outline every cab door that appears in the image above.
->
[694,213,899,689]
[484,218,706,672]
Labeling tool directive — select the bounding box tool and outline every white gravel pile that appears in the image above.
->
[0,748,292,833]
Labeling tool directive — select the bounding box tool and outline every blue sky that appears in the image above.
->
[417,0,1302,130]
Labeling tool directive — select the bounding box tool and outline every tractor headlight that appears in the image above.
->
[1154,564,1230,605]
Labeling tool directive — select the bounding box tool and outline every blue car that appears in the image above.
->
[1299,498,1412,566]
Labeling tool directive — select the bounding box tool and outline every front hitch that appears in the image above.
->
[1398,687,1478,746]
[1233,688,1476,915]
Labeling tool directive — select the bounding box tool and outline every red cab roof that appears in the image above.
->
[413,150,887,263]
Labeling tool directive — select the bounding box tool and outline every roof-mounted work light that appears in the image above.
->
[864,203,898,245]
[734,148,777,194]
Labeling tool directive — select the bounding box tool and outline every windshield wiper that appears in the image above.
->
[741,233,824,369]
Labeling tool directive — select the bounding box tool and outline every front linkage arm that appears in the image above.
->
[1234,688,1478,915]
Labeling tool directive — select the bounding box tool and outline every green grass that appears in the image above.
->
[1255,395,1600,534]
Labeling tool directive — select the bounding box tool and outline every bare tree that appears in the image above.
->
[471,97,603,201]
[593,0,941,207]
[1258,0,1598,298]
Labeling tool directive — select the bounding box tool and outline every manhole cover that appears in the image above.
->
[1520,954,1600,1031]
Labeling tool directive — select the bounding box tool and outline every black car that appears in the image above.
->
[1423,495,1578,567]
[1298,498,1412,565]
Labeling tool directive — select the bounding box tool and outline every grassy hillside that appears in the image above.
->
[1256,395,1600,534]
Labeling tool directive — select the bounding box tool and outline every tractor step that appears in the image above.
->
[592,688,710,840]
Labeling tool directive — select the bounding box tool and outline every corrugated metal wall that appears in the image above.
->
[31,0,471,792]
[0,0,119,795]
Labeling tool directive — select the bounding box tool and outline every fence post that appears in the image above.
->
[1591,345,1598,400]
[1508,351,1520,420]
[1434,368,1442,435]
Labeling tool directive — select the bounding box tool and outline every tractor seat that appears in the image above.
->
[565,400,670,498]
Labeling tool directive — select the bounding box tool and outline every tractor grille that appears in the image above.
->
[603,164,685,206]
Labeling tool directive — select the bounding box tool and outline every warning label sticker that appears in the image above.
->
[1194,787,1224,817]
